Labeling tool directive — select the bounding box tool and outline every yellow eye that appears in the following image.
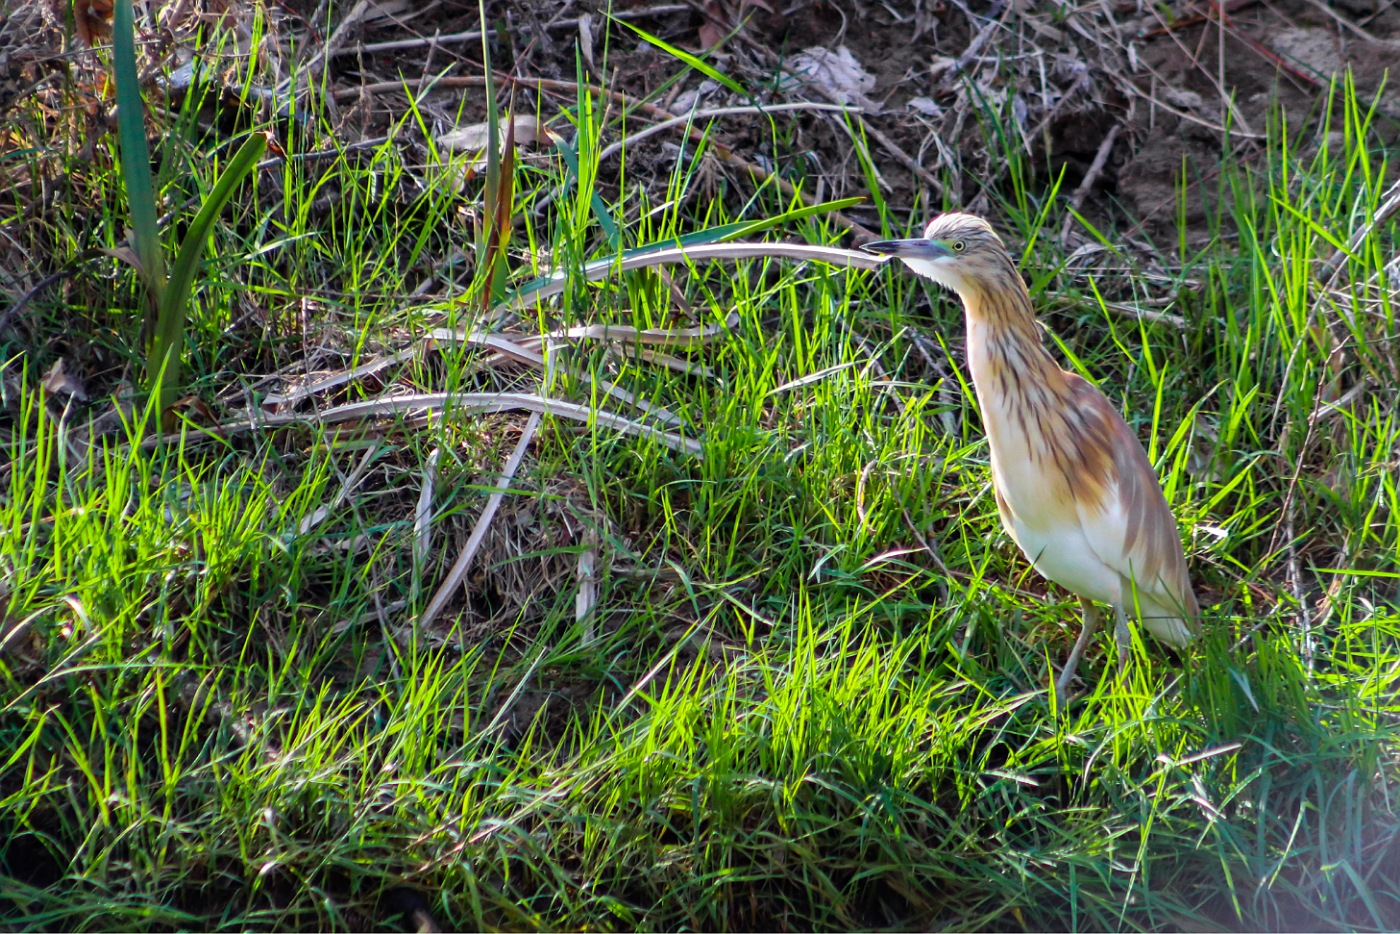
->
[951,240,966,253]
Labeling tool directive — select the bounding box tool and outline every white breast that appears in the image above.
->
[986,412,1124,607]
[967,319,1124,606]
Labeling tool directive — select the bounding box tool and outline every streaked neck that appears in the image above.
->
[959,276,1063,396]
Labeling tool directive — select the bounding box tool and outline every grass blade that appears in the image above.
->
[111,0,165,303]
[150,132,268,410]
[615,19,749,100]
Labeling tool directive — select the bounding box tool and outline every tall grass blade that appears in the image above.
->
[476,0,509,313]
[150,132,267,411]
[111,0,165,302]
[616,19,749,99]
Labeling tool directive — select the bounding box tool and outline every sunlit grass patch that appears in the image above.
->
[2,8,1399,930]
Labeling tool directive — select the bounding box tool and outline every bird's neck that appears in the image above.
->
[959,278,1064,397]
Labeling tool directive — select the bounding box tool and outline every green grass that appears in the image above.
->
[3,19,1400,931]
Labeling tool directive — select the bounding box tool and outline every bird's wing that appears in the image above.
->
[1063,374,1199,644]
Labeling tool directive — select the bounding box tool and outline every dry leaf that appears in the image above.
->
[104,243,146,280]
[907,97,944,117]
[576,527,599,644]
[437,114,556,152]
[577,13,597,73]
[362,0,413,28]
[698,0,725,50]
[926,55,959,81]
[41,358,89,402]
[782,46,880,113]
[170,395,217,422]
[73,0,114,48]
[1161,87,1204,111]
[1014,2,1066,44]
[668,79,720,115]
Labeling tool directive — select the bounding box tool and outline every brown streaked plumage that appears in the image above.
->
[863,213,1199,701]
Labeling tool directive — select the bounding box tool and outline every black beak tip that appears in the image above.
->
[859,239,902,256]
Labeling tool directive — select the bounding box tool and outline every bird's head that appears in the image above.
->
[860,213,1012,294]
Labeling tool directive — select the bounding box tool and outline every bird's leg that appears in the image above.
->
[1055,597,1102,704]
[1114,603,1132,676]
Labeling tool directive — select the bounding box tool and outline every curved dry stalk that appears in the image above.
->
[427,328,687,427]
[550,310,741,349]
[142,391,702,455]
[497,242,885,314]
[418,412,540,633]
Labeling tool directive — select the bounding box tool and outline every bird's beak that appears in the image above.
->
[859,238,953,261]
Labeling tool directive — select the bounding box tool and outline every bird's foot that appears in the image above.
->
[1053,598,1103,709]
[1052,671,1083,709]
[1114,604,1131,676]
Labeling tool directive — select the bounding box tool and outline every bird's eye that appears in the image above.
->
[951,240,966,253]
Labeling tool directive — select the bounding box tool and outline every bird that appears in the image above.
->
[861,213,1199,702]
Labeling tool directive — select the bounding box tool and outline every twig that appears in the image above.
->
[412,446,442,608]
[1046,293,1188,329]
[419,412,541,632]
[859,119,949,199]
[938,0,1010,89]
[1309,543,1351,639]
[298,444,379,535]
[262,345,418,411]
[1283,509,1315,672]
[1360,0,1399,27]
[1267,178,1400,437]
[597,102,857,164]
[903,508,952,604]
[802,82,947,198]
[332,5,691,57]
[1300,0,1380,41]
[1266,343,1344,557]
[426,328,688,427]
[1320,177,1400,287]
[1140,1,1259,136]
[284,0,372,96]
[1024,65,1091,150]
[1208,2,1322,92]
[1306,378,1370,426]
[1059,124,1120,241]
[542,310,740,349]
[137,391,704,455]
[222,310,737,437]
[493,241,883,314]
[0,270,77,334]
[1136,0,1258,37]
[576,527,599,645]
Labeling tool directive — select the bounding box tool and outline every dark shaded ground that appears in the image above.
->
[5,0,1398,314]
[274,0,1400,268]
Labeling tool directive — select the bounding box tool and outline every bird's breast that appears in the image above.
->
[969,349,1124,605]
[987,434,1124,606]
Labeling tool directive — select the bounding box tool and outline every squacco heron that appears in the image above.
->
[863,213,1199,700]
